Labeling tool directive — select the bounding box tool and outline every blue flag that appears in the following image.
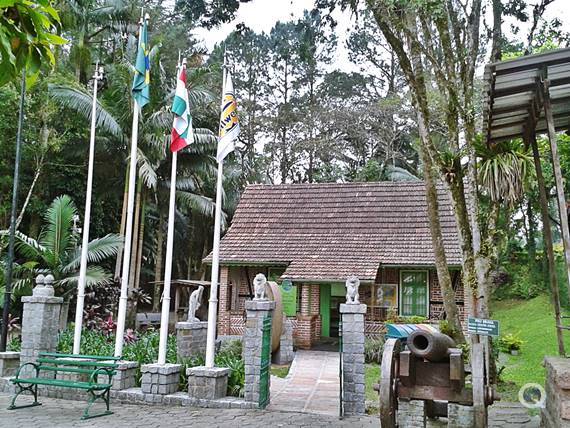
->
[132,20,150,108]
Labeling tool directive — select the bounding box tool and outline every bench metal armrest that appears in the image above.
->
[88,367,113,385]
[14,362,40,380]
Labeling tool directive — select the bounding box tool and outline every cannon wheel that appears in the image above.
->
[379,338,401,428]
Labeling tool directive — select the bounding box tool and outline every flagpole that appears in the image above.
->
[73,63,104,355]
[205,160,224,368]
[205,58,228,368]
[115,98,139,357]
[157,61,183,365]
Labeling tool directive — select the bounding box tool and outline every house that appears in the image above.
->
[204,181,465,349]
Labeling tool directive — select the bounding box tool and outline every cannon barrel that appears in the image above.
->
[407,330,456,362]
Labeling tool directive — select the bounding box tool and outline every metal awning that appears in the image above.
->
[483,47,570,144]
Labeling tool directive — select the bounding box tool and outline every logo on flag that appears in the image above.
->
[217,72,240,162]
[132,19,150,108]
[171,63,193,152]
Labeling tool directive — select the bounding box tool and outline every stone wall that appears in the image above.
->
[542,356,570,427]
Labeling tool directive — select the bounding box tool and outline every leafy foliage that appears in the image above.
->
[0,1,65,86]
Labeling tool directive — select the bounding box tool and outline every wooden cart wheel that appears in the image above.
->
[379,338,401,428]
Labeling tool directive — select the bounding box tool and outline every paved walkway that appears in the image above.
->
[269,350,340,416]
[0,394,374,428]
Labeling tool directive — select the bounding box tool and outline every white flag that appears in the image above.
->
[217,72,240,162]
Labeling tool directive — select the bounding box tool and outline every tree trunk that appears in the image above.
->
[527,199,537,269]
[126,180,142,327]
[114,167,129,280]
[153,212,165,312]
[417,115,465,343]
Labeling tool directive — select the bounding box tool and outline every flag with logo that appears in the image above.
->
[132,19,150,108]
[171,63,193,152]
[217,72,240,162]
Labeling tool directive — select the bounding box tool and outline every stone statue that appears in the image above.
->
[253,273,267,300]
[187,285,204,322]
[345,276,360,304]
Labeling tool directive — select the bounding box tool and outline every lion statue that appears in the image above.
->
[253,273,267,300]
[345,275,360,304]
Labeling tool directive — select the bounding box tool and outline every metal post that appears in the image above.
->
[0,69,26,351]
[72,64,103,354]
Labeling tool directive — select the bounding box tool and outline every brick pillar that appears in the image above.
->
[217,266,230,336]
[244,299,275,406]
[340,302,366,416]
[310,286,320,340]
[20,275,62,375]
[300,284,310,316]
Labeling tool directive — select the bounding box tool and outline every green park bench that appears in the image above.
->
[8,352,121,420]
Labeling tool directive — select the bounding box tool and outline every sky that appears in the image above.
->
[193,0,570,74]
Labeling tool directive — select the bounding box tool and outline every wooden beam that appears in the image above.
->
[526,127,566,357]
[543,78,570,308]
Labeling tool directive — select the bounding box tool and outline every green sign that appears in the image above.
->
[467,317,499,337]
[280,279,297,316]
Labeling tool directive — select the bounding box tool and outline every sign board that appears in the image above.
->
[280,279,297,316]
[467,317,499,337]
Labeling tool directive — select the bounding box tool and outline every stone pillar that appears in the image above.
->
[340,302,366,416]
[176,321,207,361]
[542,356,570,427]
[186,366,230,399]
[244,299,275,406]
[20,275,62,374]
[398,399,426,427]
[140,363,182,395]
[0,352,20,377]
[111,361,138,390]
[273,318,294,365]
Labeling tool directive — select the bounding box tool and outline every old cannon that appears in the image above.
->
[379,326,496,427]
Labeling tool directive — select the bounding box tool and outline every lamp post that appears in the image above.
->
[1,69,26,352]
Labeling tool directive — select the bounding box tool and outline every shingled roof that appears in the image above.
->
[204,182,462,282]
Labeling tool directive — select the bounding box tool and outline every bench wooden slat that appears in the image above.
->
[12,378,112,390]
[37,358,118,368]
[37,365,116,376]
[39,352,121,361]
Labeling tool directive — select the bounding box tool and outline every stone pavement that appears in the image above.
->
[269,350,340,416]
[0,392,541,427]
[0,393,374,428]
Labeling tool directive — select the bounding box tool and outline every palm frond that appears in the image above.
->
[175,191,216,218]
[137,148,159,189]
[58,266,113,293]
[49,84,124,139]
[63,234,123,273]
[39,195,77,262]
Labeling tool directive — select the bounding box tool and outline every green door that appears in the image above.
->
[400,271,428,317]
[320,284,331,337]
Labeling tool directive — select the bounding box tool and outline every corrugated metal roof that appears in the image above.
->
[204,182,462,281]
[483,47,570,144]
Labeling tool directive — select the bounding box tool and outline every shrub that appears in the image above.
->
[7,336,21,352]
[364,336,385,364]
[498,333,524,353]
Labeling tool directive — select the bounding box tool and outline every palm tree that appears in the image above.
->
[10,195,122,297]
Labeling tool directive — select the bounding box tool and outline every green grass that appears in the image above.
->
[270,364,291,378]
[365,363,380,402]
[491,294,570,400]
